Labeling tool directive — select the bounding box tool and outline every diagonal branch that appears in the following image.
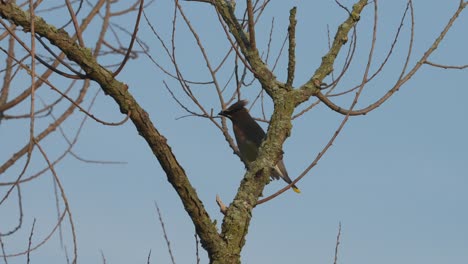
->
[212,0,281,97]
[0,1,224,257]
[295,0,368,104]
[313,0,466,116]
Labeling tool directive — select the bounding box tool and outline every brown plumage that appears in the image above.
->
[219,100,300,193]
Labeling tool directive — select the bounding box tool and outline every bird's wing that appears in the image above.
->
[238,139,259,163]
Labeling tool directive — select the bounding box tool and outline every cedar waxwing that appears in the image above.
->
[219,100,300,193]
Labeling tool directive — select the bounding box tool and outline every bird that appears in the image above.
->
[219,100,300,193]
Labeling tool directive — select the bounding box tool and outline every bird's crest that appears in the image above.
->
[220,100,248,116]
[225,100,248,112]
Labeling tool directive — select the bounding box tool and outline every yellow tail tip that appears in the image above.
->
[292,187,301,194]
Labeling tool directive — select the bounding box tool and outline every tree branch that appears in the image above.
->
[0,2,224,257]
[313,0,466,116]
[246,0,256,50]
[295,0,368,104]
[286,7,297,88]
[212,0,281,97]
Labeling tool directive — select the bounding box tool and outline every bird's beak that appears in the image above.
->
[218,111,226,117]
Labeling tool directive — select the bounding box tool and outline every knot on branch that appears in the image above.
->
[351,10,361,21]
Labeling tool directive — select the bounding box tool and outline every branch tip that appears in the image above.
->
[216,194,227,215]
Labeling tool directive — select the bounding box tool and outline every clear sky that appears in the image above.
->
[1,1,467,264]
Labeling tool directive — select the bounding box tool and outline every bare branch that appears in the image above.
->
[286,7,297,88]
[260,0,379,204]
[26,219,36,264]
[315,0,466,116]
[424,60,468,69]
[0,2,224,256]
[113,0,144,76]
[154,202,176,264]
[64,0,85,46]
[246,0,256,50]
[333,222,342,264]
[216,194,228,215]
[295,0,367,104]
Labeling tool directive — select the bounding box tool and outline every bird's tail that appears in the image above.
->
[292,185,301,194]
[273,163,301,194]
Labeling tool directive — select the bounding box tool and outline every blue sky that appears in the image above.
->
[1,1,467,263]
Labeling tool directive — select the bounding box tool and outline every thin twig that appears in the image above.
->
[154,202,176,264]
[333,222,342,264]
[113,0,144,76]
[424,60,468,69]
[26,219,36,264]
